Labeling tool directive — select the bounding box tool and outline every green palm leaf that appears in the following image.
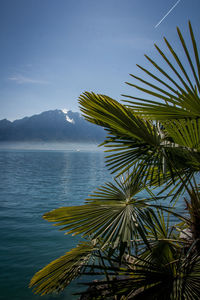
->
[143,209,178,242]
[79,92,167,182]
[81,252,200,300]
[123,22,200,120]
[79,92,160,147]
[161,119,200,157]
[79,91,200,190]
[30,241,95,295]
[43,176,174,249]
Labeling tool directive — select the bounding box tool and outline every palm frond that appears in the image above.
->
[79,91,200,190]
[80,252,200,300]
[30,241,95,295]
[163,118,200,152]
[79,92,167,183]
[123,22,200,120]
[43,176,154,249]
[79,92,160,147]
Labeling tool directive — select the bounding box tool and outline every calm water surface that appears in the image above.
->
[0,143,111,300]
[0,142,186,300]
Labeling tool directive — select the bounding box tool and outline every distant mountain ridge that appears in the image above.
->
[0,109,106,142]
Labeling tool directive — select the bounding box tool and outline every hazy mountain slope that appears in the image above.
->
[0,110,106,142]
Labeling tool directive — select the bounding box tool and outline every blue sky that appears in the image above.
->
[0,0,199,120]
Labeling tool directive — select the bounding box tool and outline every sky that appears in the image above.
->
[0,0,200,121]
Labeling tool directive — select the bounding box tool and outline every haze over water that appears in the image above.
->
[0,142,104,152]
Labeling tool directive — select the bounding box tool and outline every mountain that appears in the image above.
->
[0,109,106,142]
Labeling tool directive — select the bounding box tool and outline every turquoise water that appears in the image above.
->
[0,142,186,300]
[0,144,111,300]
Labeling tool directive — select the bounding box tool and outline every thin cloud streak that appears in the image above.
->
[8,75,49,85]
[155,0,181,28]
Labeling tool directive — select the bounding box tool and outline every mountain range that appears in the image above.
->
[0,109,106,142]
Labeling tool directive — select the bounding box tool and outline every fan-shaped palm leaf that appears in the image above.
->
[43,175,176,250]
[77,210,187,299]
[30,241,96,295]
[162,118,200,151]
[79,92,160,147]
[123,22,200,120]
[79,92,164,181]
[79,91,199,195]
[80,251,200,300]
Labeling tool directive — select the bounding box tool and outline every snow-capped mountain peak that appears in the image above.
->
[0,109,106,142]
[62,109,75,124]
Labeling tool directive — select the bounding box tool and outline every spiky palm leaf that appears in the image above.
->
[79,91,200,199]
[78,22,200,194]
[43,174,182,252]
[79,250,200,300]
[143,209,179,243]
[43,176,158,249]
[116,252,200,300]
[123,21,200,161]
[30,241,96,295]
[123,22,200,120]
[76,201,190,299]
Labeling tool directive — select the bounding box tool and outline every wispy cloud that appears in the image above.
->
[8,74,49,85]
[155,0,181,28]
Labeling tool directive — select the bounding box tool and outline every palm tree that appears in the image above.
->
[30,21,200,299]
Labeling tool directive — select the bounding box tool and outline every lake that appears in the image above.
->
[0,143,111,300]
[0,142,185,300]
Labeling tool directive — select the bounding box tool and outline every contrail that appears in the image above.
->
[155,0,181,28]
